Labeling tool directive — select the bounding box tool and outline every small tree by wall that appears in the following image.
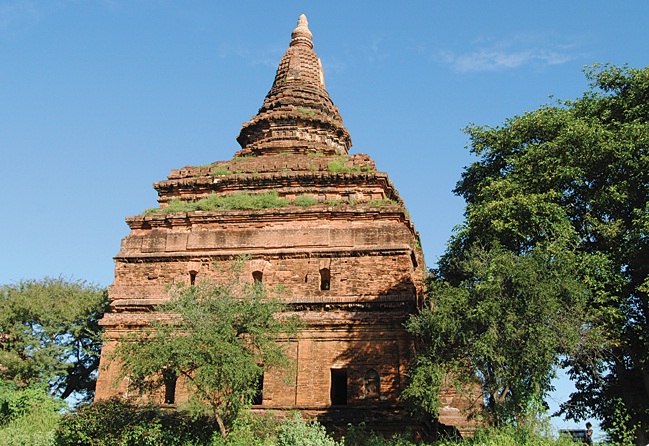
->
[111,258,301,439]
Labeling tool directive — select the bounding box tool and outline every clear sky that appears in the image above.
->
[1,0,647,437]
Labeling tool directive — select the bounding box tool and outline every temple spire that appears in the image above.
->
[236,15,352,157]
[290,14,313,49]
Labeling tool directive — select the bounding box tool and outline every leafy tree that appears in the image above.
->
[408,64,649,443]
[0,277,109,401]
[406,239,590,427]
[112,260,301,439]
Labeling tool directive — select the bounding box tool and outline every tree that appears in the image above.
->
[112,260,301,439]
[408,64,649,443]
[406,239,590,427]
[0,277,109,401]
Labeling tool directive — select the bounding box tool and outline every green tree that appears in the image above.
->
[112,260,301,439]
[406,239,590,427]
[409,64,649,443]
[0,277,109,401]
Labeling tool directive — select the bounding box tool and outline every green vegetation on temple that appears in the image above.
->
[201,155,375,177]
[143,192,398,214]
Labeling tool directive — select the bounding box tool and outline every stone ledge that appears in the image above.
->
[100,308,414,328]
[127,205,410,228]
[167,154,375,179]
[114,245,415,262]
[154,177,399,207]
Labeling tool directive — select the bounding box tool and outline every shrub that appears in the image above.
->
[276,414,341,446]
[343,424,416,446]
[366,199,395,207]
[328,159,361,173]
[212,412,279,446]
[54,398,217,446]
[294,195,318,207]
[195,192,288,211]
[0,382,63,426]
[327,157,373,174]
[208,413,342,446]
[153,197,194,214]
[0,413,58,446]
[440,425,577,446]
[144,192,290,215]
[0,383,62,446]
[211,167,233,176]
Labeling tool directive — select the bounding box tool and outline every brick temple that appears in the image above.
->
[96,15,474,436]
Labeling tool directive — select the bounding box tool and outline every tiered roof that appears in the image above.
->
[236,14,352,156]
[135,15,412,216]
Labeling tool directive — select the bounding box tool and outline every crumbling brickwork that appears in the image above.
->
[95,14,475,437]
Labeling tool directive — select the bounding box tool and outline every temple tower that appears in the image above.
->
[96,15,473,436]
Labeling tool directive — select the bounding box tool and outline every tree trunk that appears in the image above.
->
[215,412,227,439]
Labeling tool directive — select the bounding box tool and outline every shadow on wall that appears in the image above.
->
[312,279,420,438]
[306,278,467,441]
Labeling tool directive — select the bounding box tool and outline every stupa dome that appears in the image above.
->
[236,14,352,156]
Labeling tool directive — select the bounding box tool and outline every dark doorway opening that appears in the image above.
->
[320,268,330,291]
[252,270,263,284]
[163,370,177,405]
[330,368,347,405]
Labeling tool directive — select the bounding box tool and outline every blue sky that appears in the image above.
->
[1,0,647,436]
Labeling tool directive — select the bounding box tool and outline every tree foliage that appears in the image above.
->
[408,64,649,442]
[406,239,590,426]
[0,277,109,401]
[112,260,301,439]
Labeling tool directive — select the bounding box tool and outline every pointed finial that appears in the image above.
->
[290,14,313,49]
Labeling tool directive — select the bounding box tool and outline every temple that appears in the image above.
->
[95,14,474,437]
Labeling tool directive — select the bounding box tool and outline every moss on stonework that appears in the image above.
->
[296,107,316,116]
